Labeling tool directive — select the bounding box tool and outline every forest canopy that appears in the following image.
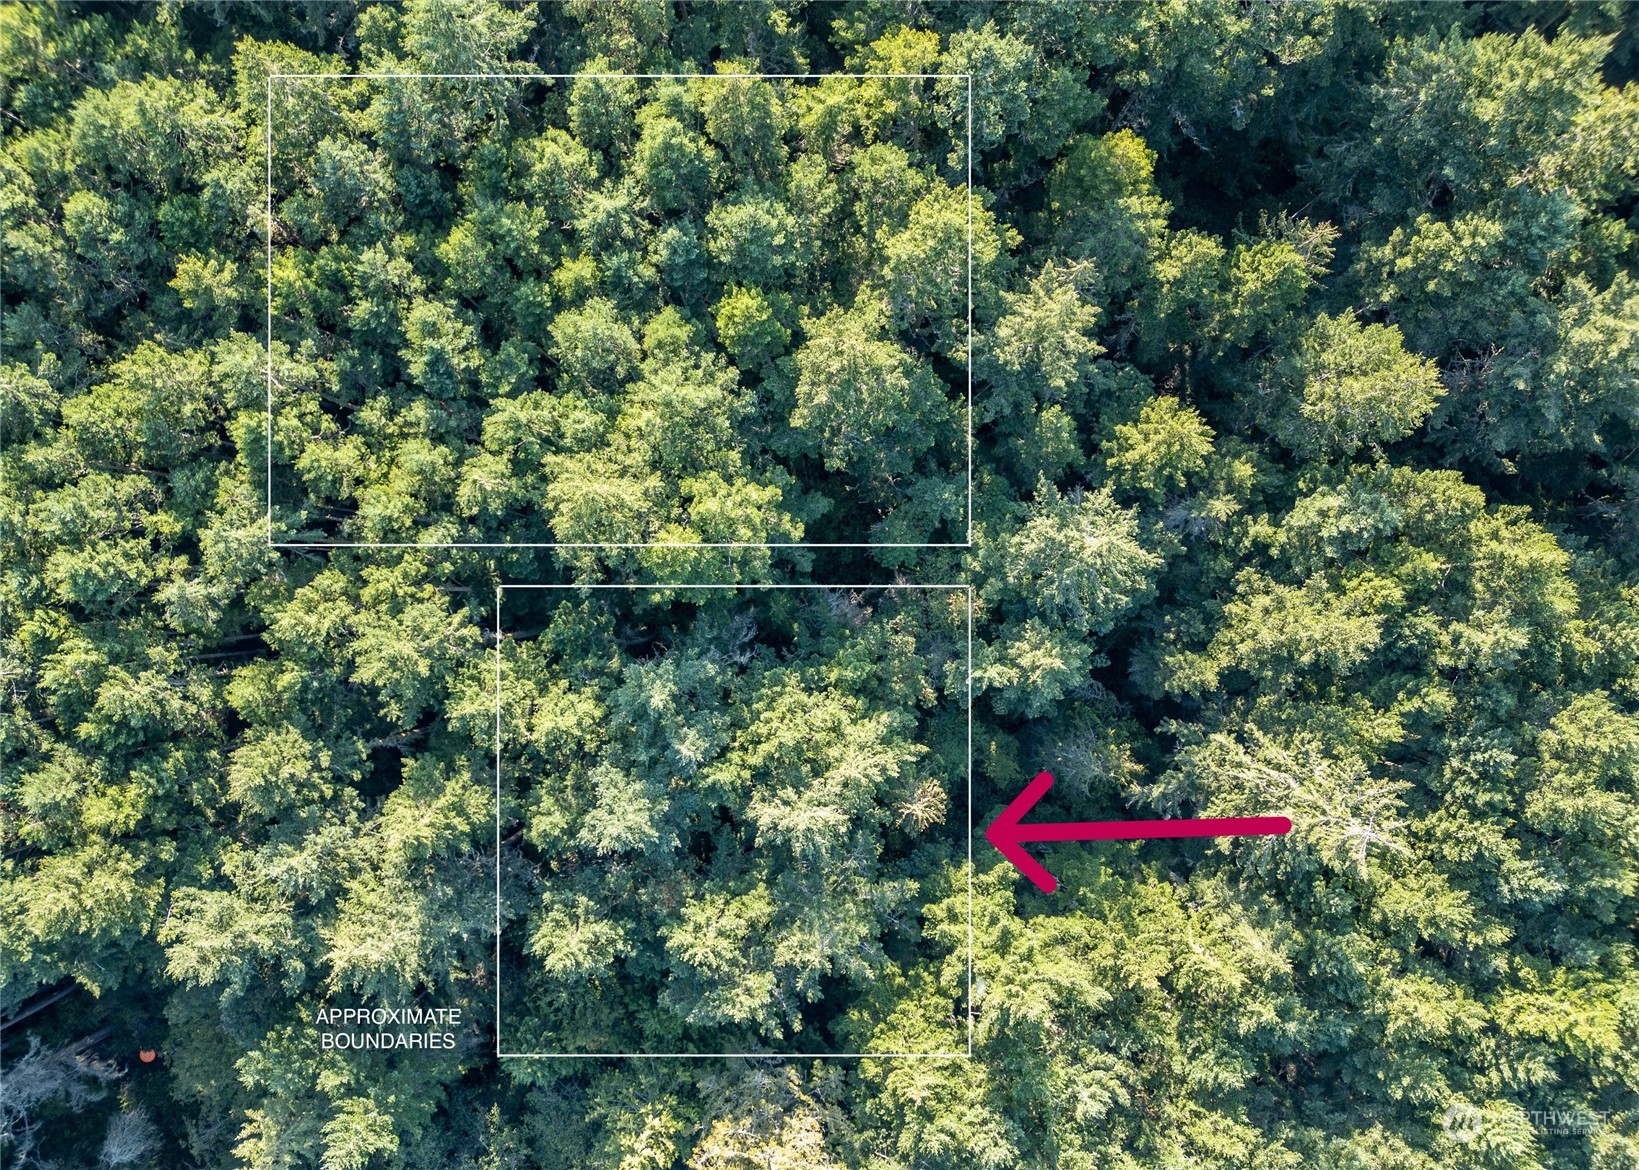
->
[2,3,1638,1170]
[496,585,969,1057]
[265,72,982,548]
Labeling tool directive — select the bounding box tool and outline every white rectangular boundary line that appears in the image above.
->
[494,582,974,1060]
[265,73,975,550]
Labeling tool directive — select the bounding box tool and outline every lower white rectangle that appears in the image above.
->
[493,584,972,1059]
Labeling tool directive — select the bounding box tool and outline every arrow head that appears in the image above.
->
[985,771,1060,893]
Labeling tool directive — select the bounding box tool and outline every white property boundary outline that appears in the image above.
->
[493,583,974,1059]
[265,73,975,550]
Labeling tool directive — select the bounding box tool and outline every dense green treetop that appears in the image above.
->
[2,3,1636,1170]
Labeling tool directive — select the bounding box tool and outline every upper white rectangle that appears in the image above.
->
[264,73,974,550]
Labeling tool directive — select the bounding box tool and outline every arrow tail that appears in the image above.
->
[1015,816,1293,843]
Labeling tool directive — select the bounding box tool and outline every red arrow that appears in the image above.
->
[985,771,1292,893]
